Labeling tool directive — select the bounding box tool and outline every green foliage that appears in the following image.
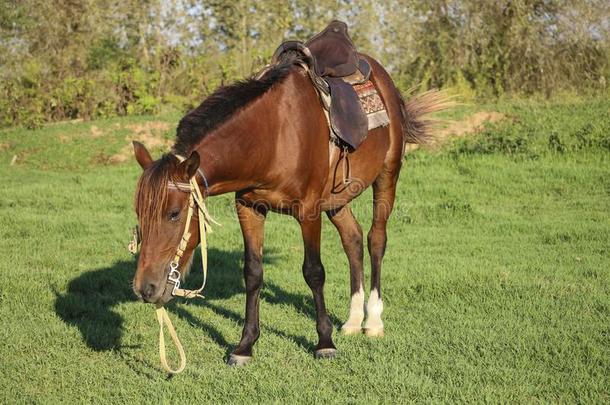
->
[88,37,127,70]
[384,0,610,98]
[447,98,610,158]
[451,126,531,156]
[0,0,608,128]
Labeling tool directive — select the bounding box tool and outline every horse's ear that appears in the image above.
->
[133,141,153,170]
[180,151,200,178]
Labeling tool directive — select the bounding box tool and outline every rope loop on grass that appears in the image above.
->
[155,305,186,374]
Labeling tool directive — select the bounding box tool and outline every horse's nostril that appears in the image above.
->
[141,282,158,302]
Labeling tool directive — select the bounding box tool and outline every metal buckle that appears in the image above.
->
[168,262,181,295]
[128,225,141,255]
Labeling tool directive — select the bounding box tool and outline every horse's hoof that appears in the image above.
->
[341,325,362,335]
[227,354,251,366]
[314,348,337,360]
[364,327,384,337]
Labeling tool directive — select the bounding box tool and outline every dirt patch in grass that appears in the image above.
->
[109,121,172,164]
[58,134,72,143]
[125,121,171,136]
[90,125,104,138]
[406,111,507,152]
[57,123,109,143]
[441,111,506,138]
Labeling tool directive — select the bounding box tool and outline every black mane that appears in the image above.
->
[173,60,296,155]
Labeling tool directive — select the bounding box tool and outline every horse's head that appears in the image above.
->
[131,141,201,304]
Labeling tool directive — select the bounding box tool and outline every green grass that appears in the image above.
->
[0,99,609,403]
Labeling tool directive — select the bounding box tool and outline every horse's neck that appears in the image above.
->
[193,91,280,196]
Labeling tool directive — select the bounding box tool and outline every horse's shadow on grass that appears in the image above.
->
[54,247,341,357]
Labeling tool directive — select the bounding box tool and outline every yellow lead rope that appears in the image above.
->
[156,305,186,374]
[153,156,217,374]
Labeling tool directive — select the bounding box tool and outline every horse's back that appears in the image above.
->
[241,57,405,214]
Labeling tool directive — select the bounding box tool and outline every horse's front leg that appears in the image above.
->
[300,216,337,359]
[228,199,266,366]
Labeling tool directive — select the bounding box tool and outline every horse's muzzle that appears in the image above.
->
[133,279,162,303]
[133,265,174,304]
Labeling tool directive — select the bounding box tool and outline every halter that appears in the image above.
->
[164,166,213,300]
[129,153,218,374]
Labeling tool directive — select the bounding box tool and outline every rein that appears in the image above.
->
[130,154,217,374]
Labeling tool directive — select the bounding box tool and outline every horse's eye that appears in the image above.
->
[168,209,181,222]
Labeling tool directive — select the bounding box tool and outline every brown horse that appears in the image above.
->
[131,52,446,364]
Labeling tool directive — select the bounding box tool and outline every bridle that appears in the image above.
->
[129,153,218,374]
[165,163,213,299]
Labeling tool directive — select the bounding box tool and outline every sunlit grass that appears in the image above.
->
[0,99,608,403]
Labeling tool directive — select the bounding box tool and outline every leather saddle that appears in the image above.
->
[305,21,371,80]
[269,21,372,150]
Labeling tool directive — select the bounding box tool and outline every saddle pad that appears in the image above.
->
[353,81,390,130]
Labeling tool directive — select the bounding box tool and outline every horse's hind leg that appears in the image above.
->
[327,205,365,335]
[228,199,266,366]
[364,174,398,337]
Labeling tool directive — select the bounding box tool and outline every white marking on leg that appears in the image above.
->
[364,288,384,337]
[341,286,364,335]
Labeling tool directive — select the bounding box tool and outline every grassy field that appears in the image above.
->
[0,98,609,403]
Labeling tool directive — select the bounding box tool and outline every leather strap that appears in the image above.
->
[156,305,186,374]
[169,173,210,299]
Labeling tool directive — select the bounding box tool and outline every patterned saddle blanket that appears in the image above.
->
[267,21,389,150]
